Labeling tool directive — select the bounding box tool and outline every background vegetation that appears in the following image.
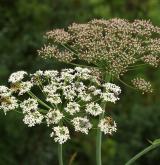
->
[0,0,160,164]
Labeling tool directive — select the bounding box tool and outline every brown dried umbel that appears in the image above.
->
[132,77,153,93]
[38,18,160,92]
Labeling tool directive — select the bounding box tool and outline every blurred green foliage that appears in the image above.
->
[0,0,160,164]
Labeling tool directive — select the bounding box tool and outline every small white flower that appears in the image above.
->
[43,84,58,95]
[98,117,117,135]
[75,67,91,80]
[93,89,102,96]
[32,70,44,77]
[44,70,59,78]
[0,86,12,97]
[20,98,38,113]
[9,71,27,83]
[85,103,104,116]
[46,109,64,126]
[79,91,91,102]
[18,81,33,95]
[50,126,70,144]
[23,111,44,127]
[30,70,44,85]
[61,69,75,81]
[64,102,80,115]
[101,92,119,103]
[74,82,86,93]
[71,117,92,134]
[103,83,121,95]
[46,94,61,105]
[0,96,18,114]
[62,85,76,101]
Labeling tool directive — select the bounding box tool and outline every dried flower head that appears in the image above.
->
[39,18,160,77]
[132,77,153,93]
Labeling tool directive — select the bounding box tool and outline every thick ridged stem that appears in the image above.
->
[96,73,111,165]
[58,144,63,165]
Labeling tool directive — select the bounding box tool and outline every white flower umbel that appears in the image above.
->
[46,109,64,126]
[0,96,18,114]
[8,71,27,83]
[44,70,59,79]
[75,67,91,80]
[23,111,44,127]
[73,82,86,93]
[101,92,119,103]
[32,70,44,77]
[71,117,92,134]
[0,86,12,97]
[61,69,75,81]
[62,85,76,101]
[64,102,80,115]
[46,94,61,105]
[1,67,122,144]
[43,84,58,95]
[103,83,121,95]
[50,126,70,144]
[19,81,33,95]
[20,98,38,113]
[79,91,92,102]
[98,117,117,135]
[85,103,104,116]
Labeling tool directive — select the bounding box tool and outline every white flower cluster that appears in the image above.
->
[50,126,70,144]
[46,109,64,126]
[71,117,92,134]
[98,117,117,135]
[0,67,121,143]
[8,71,27,83]
[20,98,44,127]
[0,86,18,114]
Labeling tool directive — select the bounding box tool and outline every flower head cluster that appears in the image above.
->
[132,77,153,93]
[0,67,121,143]
[39,19,160,78]
[0,86,18,114]
[98,117,117,135]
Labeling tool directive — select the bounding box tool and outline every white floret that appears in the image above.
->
[71,117,92,134]
[85,103,104,116]
[50,126,70,144]
[23,111,44,127]
[45,109,64,126]
[20,98,38,113]
[0,96,18,114]
[98,117,117,135]
[64,102,80,115]
[8,71,27,83]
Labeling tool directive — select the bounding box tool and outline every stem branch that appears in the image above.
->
[125,141,160,165]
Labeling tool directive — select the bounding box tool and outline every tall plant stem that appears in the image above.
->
[96,73,111,165]
[96,104,105,165]
[58,144,63,165]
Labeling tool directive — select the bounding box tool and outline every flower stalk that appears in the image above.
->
[125,139,160,165]
[96,74,111,165]
[58,144,63,165]
[96,107,105,165]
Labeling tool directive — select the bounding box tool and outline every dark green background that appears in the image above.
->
[0,0,160,164]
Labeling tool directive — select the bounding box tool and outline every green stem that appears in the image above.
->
[58,144,63,165]
[27,91,51,109]
[96,104,105,165]
[125,141,160,165]
[96,73,111,165]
